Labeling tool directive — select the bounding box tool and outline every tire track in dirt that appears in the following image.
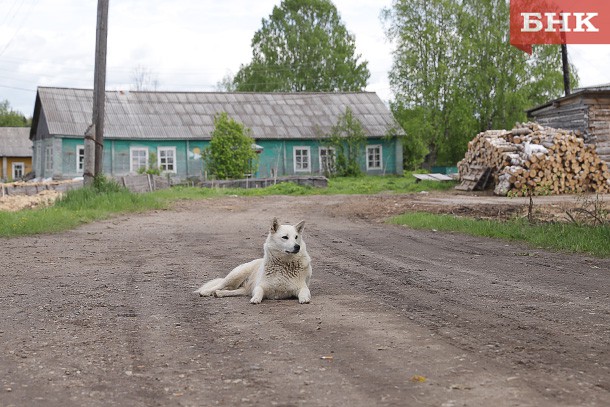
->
[306,219,610,405]
[1,194,609,406]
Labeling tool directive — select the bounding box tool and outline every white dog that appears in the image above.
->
[194,218,312,304]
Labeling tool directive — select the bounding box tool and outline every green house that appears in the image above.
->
[30,87,404,180]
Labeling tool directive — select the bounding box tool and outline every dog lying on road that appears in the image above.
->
[194,218,312,304]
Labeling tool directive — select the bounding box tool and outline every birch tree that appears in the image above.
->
[383,0,577,167]
[233,0,370,92]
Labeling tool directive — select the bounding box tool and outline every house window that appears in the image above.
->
[294,146,310,172]
[45,146,53,172]
[158,147,176,173]
[319,147,336,175]
[77,145,85,173]
[130,147,148,172]
[366,145,382,170]
[12,162,24,179]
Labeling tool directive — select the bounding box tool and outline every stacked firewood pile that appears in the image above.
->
[458,122,610,196]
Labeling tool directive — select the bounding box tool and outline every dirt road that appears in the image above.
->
[1,194,609,406]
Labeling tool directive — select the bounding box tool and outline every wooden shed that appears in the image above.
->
[0,127,32,181]
[30,87,404,180]
[527,85,610,165]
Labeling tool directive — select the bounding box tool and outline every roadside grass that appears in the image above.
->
[3,175,607,258]
[389,212,610,258]
[0,185,165,238]
[0,174,450,238]
[325,175,456,195]
[153,174,457,200]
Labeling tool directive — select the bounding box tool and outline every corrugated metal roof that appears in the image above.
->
[0,127,32,157]
[36,87,403,140]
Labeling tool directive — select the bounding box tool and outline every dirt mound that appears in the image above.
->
[0,189,61,211]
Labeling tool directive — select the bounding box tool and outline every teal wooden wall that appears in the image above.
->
[61,138,209,179]
[254,138,401,177]
[58,137,402,180]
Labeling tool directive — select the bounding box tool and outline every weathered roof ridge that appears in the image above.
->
[33,87,403,141]
[527,83,610,114]
[37,86,379,96]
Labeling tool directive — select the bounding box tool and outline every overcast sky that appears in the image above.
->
[1,0,609,117]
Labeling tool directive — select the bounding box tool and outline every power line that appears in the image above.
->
[0,83,35,92]
[0,0,41,58]
[0,55,387,76]
[0,0,25,27]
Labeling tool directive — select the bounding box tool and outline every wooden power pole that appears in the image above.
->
[561,44,571,97]
[85,0,109,186]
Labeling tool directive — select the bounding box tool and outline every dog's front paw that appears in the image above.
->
[298,296,311,304]
[298,287,311,304]
[195,289,212,297]
[250,286,264,304]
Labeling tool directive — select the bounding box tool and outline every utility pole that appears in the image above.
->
[561,44,571,96]
[85,0,109,186]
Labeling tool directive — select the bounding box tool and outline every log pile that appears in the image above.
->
[458,122,610,196]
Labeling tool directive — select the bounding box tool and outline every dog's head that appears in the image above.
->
[267,218,305,255]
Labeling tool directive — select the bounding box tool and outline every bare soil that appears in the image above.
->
[1,192,609,407]
[0,190,61,212]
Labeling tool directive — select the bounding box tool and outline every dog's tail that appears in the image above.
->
[194,278,224,296]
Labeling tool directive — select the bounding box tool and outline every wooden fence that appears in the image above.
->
[195,176,328,189]
[1,175,327,197]
[1,180,84,197]
[116,174,172,193]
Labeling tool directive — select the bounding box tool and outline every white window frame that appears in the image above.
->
[45,146,53,172]
[76,145,85,174]
[293,146,311,173]
[157,146,177,174]
[318,146,336,174]
[35,143,41,176]
[130,147,149,173]
[12,162,25,179]
[366,145,383,171]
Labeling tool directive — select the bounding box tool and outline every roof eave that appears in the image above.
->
[527,88,610,115]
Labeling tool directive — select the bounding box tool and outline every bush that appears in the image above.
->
[203,112,258,179]
[324,107,367,177]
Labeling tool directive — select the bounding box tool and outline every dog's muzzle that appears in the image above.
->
[286,244,300,254]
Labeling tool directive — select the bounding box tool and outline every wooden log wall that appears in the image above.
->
[458,122,610,196]
[587,101,610,164]
[528,98,588,138]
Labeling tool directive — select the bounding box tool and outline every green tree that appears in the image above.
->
[0,100,29,127]
[324,107,367,177]
[203,112,258,180]
[382,0,462,168]
[390,105,430,170]
[215,71,237,92]
[232,0,370,92]
[383,0,578,167]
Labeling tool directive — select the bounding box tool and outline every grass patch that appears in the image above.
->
[389,212,610,258]
[2,175,605,258]
[1,174,452,237]
[0,184,165,238]
[152,180,318,200]
[155,174,457,200]
[326,175,456,195]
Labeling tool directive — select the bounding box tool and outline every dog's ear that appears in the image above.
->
[271,217,280,233]
[295,220,305,234]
